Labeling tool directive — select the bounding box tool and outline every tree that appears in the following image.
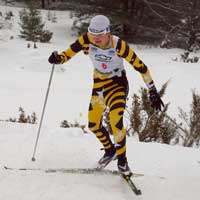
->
[41,0,45,9]
[68,0,147,42]
[64,0,200,49]
[175,0,200,51]
[179,91,200,147]
[129,81,179,144]
[143,0,200,50]
[19,1,53,42]
[66,0,176,44]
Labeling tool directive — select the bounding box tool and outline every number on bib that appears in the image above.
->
[102,63,107,69]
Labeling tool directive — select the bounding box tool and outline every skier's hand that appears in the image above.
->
[149,88,164,111]
[48,51,62,64]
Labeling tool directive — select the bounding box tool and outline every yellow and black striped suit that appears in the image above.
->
[59,32,155,164]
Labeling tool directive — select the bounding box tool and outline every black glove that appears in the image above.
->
[48,51,62,64]
[149,89,164,111]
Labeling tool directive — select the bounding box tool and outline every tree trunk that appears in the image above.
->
[41,0,45,9]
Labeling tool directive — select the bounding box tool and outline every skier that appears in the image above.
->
[48,15,164,176]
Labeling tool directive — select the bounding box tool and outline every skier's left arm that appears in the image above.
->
[116,39,164,111]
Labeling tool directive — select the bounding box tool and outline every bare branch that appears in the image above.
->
[141,0,172,27]
[149,1,181,14]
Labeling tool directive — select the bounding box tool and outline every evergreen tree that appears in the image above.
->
[19,1,53,42]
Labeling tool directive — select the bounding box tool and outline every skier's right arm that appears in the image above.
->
[48,33,90,64]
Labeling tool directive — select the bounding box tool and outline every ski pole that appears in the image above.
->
[164,113,188,135]
[31,64,55,161]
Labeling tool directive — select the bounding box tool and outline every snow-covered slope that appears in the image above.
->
[1,123,200,200]
[0,4,200,200]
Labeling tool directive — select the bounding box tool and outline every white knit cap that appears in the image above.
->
[88,15,110,34]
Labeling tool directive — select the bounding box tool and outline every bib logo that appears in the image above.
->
[95,54,112,62]
[108,50,115,55]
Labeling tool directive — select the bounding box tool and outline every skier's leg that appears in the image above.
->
[107,90,127,159]
[109,96,132,175]
[88,92,117,167]
[103,73,132,175]
[88,80,115,152]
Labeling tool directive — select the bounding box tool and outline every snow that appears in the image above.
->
[0,4,200,200]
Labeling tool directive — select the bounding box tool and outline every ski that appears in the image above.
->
[121,174,142,195]
[4,166,142,195]
[46,168,121,176]
[3,166,143,177]
[4,166,119,175]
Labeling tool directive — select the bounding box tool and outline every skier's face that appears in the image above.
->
[89,33,110,47]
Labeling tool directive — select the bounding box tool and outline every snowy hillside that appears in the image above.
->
[0,4,200,200]
[1,123,200,200]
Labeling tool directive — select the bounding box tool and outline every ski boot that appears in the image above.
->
[117,155,132,177]
[97,146,117,169]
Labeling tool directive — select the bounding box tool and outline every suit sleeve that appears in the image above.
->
[59,33,90,64]
[116,38,155,90]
